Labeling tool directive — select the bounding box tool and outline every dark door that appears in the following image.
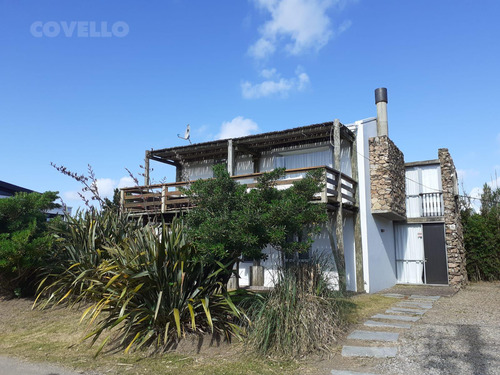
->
[423,223,448,284]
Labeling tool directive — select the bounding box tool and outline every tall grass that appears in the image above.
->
[35,212,247,354]
[246,260,354,358]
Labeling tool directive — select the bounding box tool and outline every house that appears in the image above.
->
[0,180,34,198]
[0,180,71,219]
[120,88,467,293]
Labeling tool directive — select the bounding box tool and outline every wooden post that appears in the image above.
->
[333,119,344,258]
[350,136,364,292]
[161,185,167,213]
[332,119,346,291]
[321,169,328,203]
[144,151,150,186]
[227,139,234,176]
[253,156,260,174]
[120,189,125,213]
[333,119,341,173]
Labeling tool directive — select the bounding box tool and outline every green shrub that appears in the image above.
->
[246,260,354,358]
[37,209,144,302]
[462,184,500,281]
[0,191,59,296]
[36,215,247,354]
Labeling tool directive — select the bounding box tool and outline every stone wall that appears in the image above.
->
[438,148,467,287]
[369,136,406,220]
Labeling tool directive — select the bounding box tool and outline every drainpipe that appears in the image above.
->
[375,87,388,137]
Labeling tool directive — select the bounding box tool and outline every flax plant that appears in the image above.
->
[36,213,247,355]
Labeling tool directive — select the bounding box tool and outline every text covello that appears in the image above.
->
[30,21,129,38]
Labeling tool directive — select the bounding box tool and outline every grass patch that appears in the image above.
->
[0,292,394,374]
[348,293,395,323]
[0,298,299,375]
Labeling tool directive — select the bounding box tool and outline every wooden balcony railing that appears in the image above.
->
[120,166,357,214]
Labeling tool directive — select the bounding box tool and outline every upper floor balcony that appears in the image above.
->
[120,165,357,215]
[406,192,444,218]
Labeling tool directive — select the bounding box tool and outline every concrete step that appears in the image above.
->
[331,370,379,375]
[386,307,426,315]
[396,301,433,309]
[342,345,397,358]
[347,330,399,342]
[409,295,440,300]
[381,293,405,298]
[372,313,420,322]
[364,320,411,329]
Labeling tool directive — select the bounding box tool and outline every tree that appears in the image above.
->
[183,165,327,283]
[0,191,60,296]
[461,183,500,281]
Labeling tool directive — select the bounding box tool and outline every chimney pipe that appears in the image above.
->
[375,87,388,137]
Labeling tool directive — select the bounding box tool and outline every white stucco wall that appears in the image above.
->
[349,118,397,293]
[238,216,358,292]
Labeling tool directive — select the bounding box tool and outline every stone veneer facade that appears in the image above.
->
[438,148,467,287]
[369,136,406,220]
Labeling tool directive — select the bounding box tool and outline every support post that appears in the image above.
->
[350,133,364,292]
[333,119,341,171]
[120,189,125,213]
[227,139,234,176]
[321,169,328,203]
[253,156,260,174]
[332,119,346,291]
[144,151,150,186]
[161,185,167,213]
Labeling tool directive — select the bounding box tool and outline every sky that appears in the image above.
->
[1,0,499,211]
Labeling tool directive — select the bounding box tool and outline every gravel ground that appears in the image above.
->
[376,282,500,375]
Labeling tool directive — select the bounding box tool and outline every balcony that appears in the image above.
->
[120,166,357,215]
[406,192,444,218]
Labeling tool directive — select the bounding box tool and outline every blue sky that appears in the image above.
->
[1,0,499,210]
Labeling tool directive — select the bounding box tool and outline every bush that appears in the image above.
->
[0,191,59,296]
[246,260,354,358]
[462,184,500,281]
[36,213,247,354]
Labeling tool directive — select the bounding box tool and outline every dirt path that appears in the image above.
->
[0,355,96,375]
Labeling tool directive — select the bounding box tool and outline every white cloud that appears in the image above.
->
[117,176,136,189]
[249,0,348,59]
[248,38,276,60]
[216,116,259,140]
[95,178,116,197]
[242,67,309,99]
[62,176,137,208]
[456,168,480,185]
[466,175,500,212]
[260,67,278,79]
[336,19,352,35]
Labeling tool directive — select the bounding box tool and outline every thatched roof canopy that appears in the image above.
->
[149,121,354,165]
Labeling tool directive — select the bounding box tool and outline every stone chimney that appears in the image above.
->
[369,88,406,220]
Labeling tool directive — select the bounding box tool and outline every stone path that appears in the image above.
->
[331,293,441,375]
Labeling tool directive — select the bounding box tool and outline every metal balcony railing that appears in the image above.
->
[406,192,444,218]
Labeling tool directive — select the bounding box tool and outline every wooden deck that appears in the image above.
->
[120,166,357,215]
